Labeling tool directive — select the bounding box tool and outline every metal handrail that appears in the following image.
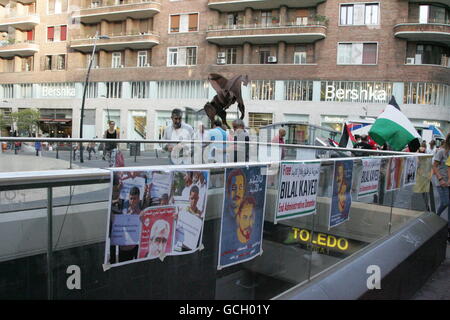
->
[0,137,418,156]
[0,154,431,191]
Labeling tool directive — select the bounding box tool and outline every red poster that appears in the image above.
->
[138,206,176,259]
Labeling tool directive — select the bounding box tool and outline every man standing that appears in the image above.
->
[162,108,194,152]
[206,119,228,163]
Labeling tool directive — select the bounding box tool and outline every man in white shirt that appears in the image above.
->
[162,108,194,152]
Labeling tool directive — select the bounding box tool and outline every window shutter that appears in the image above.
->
[296,9,308,17]
[170,15,180,32]
[60,25,67,41]
[362,43,377,64]
[48,0,55,14]
[27,30,33,41]
[47,26,54,41]
[188,13,198,31]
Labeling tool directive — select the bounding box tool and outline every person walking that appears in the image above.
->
[432,133,450,220]
[104,120,120,167]
[34,135,42,157]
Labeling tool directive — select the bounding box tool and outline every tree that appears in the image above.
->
[0,113,7,136]
[11,109,41,136]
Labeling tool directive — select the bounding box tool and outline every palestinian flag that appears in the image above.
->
[339,123,357,148]
[369,96,421,151]
[328,138,339,148]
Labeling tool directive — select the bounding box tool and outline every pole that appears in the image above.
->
[79,31,99,163]
[47,187,53,300]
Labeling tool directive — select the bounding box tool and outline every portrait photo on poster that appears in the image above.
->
[218,165,268,270]
[104,168,210,268]
[403,156,418,187]
[329,160,354,229]
[385,157,404,192]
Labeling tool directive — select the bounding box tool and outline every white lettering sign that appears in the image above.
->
[42,86,76,97]
[325,85,387,102]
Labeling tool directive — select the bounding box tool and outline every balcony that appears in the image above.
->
[208,0,326,12]
[0,14,39,32]
[74,0,161,24]
[408,0,450,7]
[394,22,450,45]
[70,32,159,52]
[0,0,35,5]
[0,40,38,58]
[206,22,327,45]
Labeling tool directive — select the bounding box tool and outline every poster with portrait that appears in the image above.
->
[275,162,321,223]
[357,158,381,199]
[171,170,210,254]
[329,160,354,229]
[385,157,404,192]
[138,206,176,260]
[104,168,210,269]
[403,156,418,187]
[218,165,268,270]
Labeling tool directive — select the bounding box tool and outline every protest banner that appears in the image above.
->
[403,156,418,186]
[275,162,321,223]
[358,158,381,199]
[218,165,267,269]
[386,157,404,192]
[329,160,353,229]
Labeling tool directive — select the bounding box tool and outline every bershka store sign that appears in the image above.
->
[42,86,76,97]
[325,85,387,101]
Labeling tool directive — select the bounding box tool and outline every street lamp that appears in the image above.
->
[79,31,109,163]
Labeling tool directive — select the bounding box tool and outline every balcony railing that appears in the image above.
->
[81,0,159,9]
[71,30,159,41]
[208,20,327,31]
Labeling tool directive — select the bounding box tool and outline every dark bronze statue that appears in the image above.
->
[203,73,249,129]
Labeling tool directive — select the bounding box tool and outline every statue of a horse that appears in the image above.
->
[203,73,249,129]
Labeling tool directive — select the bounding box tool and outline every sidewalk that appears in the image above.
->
[412,243,450,300]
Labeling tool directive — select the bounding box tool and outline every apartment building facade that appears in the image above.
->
[0,0,449,139]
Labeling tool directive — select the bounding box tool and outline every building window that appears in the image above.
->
[284,80,313,101]
[48,0,68,14]
[137,51,148,67]
[86,82,98,98]
[157,80,208,99]
[251,80,275,100]
[87,53,99,68]
[47,25,67,42]
[167,47,197,66]
[56,54,66,70]
[261,11,272,26]
[294,46,307,64]
[2,84,14,98]
[45,55,52,70]
[404,82,450,106]
[226,48,236,64]
[248,113,273,128]
[131,81,150,99]
[20,84,33,98]
[22,56,33,72]
[410,44,450,66]
[227,13,238,28]
[112,52,122,68]
[170,13,198,33]
[106,82,122,98]
[340,3,379,26]
[186,47,197,65]
[337,43,377,65]
[419,5,448,24]
[259,48,271,64]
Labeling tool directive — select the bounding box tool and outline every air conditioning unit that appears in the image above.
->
[406,57,415,64]
[217,58,226,65]
[120,65,124,68]
[217,52,226,58]
[268,56,277,63]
